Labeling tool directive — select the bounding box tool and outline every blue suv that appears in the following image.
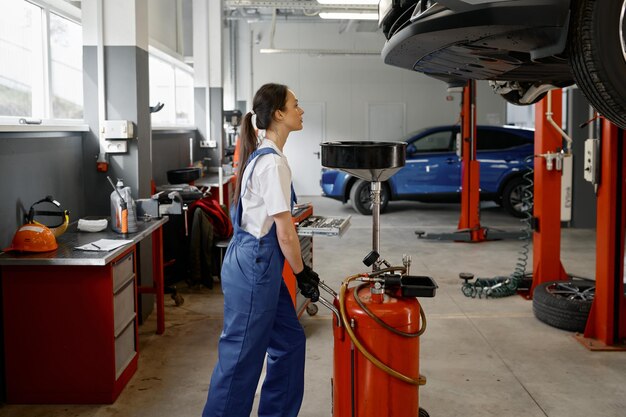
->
[320,125,534,218]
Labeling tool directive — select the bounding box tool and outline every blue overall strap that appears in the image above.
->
[291,184,297,210]
[234,147,297,226]
[242,147,279,190]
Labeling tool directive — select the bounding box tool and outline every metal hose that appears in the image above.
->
[353,283,427,338]
[339,274,425,386]
[462,167,534,298]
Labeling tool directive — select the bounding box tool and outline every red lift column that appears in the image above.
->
[576,121,626,350]
[530,89,568,296]
[457,80,486,242]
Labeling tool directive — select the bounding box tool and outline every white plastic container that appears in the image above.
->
[110,179,138,233]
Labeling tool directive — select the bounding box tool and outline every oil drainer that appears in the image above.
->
[317,141,437,417]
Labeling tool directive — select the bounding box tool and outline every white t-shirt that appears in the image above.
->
[240,139,293,238]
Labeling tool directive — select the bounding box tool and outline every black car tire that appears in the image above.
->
[533,279,595,333]
[501,177,533,218]
[349,179,389,215]
[568,0,626,130]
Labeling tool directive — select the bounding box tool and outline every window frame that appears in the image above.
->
[0,0,85,130]
[148,44,195,129]
[476,127,533,151]
[407,129,455,155]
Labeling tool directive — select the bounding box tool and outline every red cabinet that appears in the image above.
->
[1,247,138,404]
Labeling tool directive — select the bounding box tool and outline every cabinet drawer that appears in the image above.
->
[112,252,134,293]
[114,280,136,337]
[115,320,136,379]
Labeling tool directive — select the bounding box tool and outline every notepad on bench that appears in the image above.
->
[76,239,133,252]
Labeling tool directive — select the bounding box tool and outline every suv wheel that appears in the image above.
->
[568,0,626,130]
[349,179,389,215]
[533,279,595,333]
[502,177,533,218]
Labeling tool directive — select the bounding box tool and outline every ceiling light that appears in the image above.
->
[319,12,378,20]
[317,0,379,4]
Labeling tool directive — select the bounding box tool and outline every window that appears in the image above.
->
[0,0,83,121]
[476,129,531,151]
[149,49,194,126]
[49,12,83,119]
[409,130,453,154]
[0,0,40,118]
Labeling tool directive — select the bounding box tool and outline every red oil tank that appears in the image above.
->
[332,285,422,417]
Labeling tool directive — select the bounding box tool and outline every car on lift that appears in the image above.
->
[320,125,534,217]
[379,0,626,130]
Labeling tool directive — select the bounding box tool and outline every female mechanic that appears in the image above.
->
[202,83,321,417]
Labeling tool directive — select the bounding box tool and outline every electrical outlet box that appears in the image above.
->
[103,120,134,139]
[583,138,599,184]
[199,139,217,148]
[104,140,128,153]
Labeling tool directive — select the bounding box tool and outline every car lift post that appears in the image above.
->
[457,80,487,242]
[415,81,525,242]
[575,120,626,350]
[529,89,568,296]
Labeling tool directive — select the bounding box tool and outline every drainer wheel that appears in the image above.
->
[305,303,319,316]
[171,293,185,306]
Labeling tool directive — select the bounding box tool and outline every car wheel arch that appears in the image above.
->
[343,176,358,203]
[498,171,532,197]
[501,174,534,218]
[346,178,393,201]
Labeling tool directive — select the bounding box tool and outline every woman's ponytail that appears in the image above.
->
[233,111,258,206]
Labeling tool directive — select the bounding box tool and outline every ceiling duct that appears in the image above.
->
[224,0,378,22]
[241,1,381,55]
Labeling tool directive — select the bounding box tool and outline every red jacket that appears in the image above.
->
[189,197,233,239]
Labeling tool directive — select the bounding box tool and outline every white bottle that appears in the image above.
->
[110,179,138,233]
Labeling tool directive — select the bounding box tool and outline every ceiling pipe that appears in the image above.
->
[546,89,573,154]
[269,7,277,49]
[260,6,379,55]
[224,0,376,11]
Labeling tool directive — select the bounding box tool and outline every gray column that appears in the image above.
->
[82,0,154,319]
[82,0,151,212]
[568,88,597,228]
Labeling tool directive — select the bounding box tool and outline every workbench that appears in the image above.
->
[195,172,235,211]
[0,217,167,404]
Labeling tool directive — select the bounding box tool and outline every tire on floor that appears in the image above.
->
[532,279,594,332]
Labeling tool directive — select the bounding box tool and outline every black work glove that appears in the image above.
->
[295,264,320,303]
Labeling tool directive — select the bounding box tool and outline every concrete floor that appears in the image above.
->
[2,196,624,417]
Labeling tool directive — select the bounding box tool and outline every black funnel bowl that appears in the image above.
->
[320,141,407,182]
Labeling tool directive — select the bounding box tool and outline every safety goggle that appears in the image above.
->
[27,196,70,229]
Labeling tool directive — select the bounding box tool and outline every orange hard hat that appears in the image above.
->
[3,224,58,253]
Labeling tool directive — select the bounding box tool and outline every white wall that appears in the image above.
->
[148,0,182,54]
[233,21,506,142]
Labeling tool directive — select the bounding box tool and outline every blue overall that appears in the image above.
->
[202,147,306,417]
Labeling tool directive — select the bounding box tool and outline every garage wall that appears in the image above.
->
[568,88,597,228]
[148,0,184,54]
[0,132,86,248]
[238,21,506,142]
[152,130,201,186]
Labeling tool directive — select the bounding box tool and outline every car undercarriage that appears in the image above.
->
[380,0,626,129]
